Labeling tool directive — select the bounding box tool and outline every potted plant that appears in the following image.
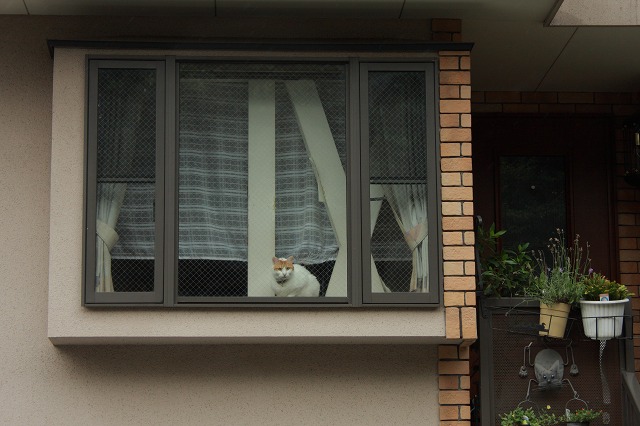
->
[579,272,633,340]
[529,230,589,338]
[565,408,601,425]
[500,407,559,426]
[477,224,534,298]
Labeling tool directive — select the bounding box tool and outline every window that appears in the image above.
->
[85,57,439,306]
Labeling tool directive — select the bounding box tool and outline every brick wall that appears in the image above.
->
[472,89,640,380]
[435,18,475,426]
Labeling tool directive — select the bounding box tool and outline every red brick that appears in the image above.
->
[472,103,502,113]
[442,201,462,215]
[441,157,473,172]
[440,405,459,420]
[446,308,461,339]
[619,214,636,225]
[619,227,640,238]
[460,85,471,99]
[444,276,476,291]
[444,292,466,306]
[439,360,470,375]
[461,308,477,339]
[576,104,612,114]
[470,91,484,103]
[441,187,473,201]
[442,216,474,231]
[485,91,521,103]
[439,376,459,390]
[595,92,631,104]
[521,92,558,103]
[432,32,453,42]
[620,262,638,273]
[619,238,638,250]
[443,231,463,245]
[441,99,471,113]
[441,71,471,85]
[441,143,462,157]
[441,128,472,142]
[439,390,470,405]
[444,261,464,275]
[540,103,576,113]
[442,245,475,260]
[613,104,640,115]
[503,104,539,113]
[558,92,594,103]
[465,291,476,306]
[619,250,640,261]
[441,173,462,186]
[460,56,470,70]
[459,376,470,389]
[441,84,461,99]
[432,18,462,33]
[460,114,472,127]
[440,57,460,70]
[441,114,461,128]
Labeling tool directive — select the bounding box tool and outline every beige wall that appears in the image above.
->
[0,16,440,424]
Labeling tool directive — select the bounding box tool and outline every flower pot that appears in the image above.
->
[579,298,628,340]
[539,302,571,338]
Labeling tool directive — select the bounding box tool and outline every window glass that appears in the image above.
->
[499,156,567,253]
[368,71,430,294]
[176,63,347,298]
[95,68,157,293]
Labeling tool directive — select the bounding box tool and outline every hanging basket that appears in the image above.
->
[538,302,571,338]
[579,299,628,340]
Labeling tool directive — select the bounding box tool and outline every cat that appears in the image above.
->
[271,256,320,297]
[534,349,564,389]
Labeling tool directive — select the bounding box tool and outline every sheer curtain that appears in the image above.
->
[382,184,429,292]
[95,183,127,292]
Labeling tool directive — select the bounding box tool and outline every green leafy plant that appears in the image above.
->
[581,272,633,301]
[477,224,534,297]
[529,229,590,306]
[565,408,601,423]
[500,407,559,426]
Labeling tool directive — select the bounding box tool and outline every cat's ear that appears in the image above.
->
[272,257,279,264]
[287,256,294,263]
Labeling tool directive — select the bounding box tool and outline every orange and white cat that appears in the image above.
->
[271,256,320,297]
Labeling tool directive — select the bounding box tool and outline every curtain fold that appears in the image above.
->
[95,183,127,292]
[382,184,429,292]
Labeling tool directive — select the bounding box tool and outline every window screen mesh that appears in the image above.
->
[95,68,157,293]
[177,63,346,298]
[368,71,429,293]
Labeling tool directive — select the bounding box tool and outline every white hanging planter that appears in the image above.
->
[579,299,629,340]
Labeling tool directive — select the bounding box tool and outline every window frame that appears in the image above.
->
[83,54,442,307]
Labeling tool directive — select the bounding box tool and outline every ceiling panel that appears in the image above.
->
[463,19,575,91]
[1,0,28,14]
[216,0,403,18]
[401,0,557,21]
[539,26,640,92]
[24,0,217,16]
[550,0,638,26]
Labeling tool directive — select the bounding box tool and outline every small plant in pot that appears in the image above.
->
[565,408,601,425]
[579,272,633,340]
[477,224,534,298]
[500,407,559,426]
[529,230,589,338]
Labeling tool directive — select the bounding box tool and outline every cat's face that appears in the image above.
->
[272,256,295,283]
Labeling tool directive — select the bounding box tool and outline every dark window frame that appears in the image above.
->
[84,55,442,307]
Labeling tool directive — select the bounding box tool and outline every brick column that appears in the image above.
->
[438,345,471,425]
[434,17,476,425]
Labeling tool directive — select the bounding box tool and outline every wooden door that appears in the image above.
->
[473,115,616,278]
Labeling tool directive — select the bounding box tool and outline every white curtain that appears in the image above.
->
[382,184,429,292]
[95,183,127,292]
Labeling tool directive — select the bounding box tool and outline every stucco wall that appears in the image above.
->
[0,16,440,425]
